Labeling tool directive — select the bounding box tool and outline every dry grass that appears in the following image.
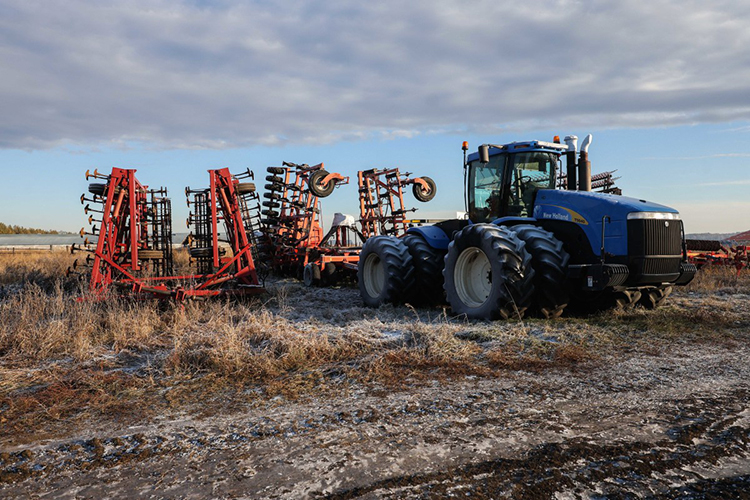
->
[1,251,747,443]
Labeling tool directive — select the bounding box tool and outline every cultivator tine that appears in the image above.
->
[85,168,110,181]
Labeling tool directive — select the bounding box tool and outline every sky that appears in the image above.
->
[1,0,749,234]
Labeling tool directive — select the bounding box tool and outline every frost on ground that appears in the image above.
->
[1,267,750,498]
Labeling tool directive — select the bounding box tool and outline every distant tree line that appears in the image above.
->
[0,222,60,234]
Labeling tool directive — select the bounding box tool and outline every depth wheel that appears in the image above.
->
[412,176,437,202]
[402,233,446,306]
[303,263,322,287]
[358,236,415,307]
[235,182,256,194]
[512,224,570,319]
[443,224,534,320]
[309,169,336,198]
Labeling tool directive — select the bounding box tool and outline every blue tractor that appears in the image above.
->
[357,134,696,319]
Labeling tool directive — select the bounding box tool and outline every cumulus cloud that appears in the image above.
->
[1,0,750,149]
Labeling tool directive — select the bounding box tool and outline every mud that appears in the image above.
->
[2,340,750,498]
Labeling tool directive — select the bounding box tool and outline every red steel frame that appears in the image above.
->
[74,167,264,300]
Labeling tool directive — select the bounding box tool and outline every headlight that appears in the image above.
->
[626,212,681,220]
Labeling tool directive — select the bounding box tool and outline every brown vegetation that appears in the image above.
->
[0,251,748,444]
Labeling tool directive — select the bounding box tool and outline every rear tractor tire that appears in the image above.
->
[511,224,570,319]
[443,224,535,320]
[402,233,446,306]
[358,236,415,307]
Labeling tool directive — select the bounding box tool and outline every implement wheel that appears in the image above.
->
[412,176,437,202]
[235,182,256,194]
[512,224,570,319]
[402,233,446,306]
[267,166,285,174]
[443,224,534,320]
[303,263,322,287]
[358,236,415,307]
[309,169,336,198]
[88,183,107,196]
[639,285,673,309]
[138,249,164,260]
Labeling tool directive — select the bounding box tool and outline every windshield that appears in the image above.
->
[507,152,558,217]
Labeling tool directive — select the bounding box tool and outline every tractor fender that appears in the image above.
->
[490,216,538,227]
[405,225,451,250]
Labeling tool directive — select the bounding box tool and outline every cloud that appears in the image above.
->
[2,0,750,150]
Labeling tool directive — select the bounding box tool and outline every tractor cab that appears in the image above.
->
[466,141,566,222]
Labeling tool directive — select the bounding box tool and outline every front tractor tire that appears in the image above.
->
[511,224,570,319]
[443,224,535,320]
[358,236,415,307]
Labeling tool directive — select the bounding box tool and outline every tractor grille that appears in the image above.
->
[642,257,682,275]
[627,219,683,285]
[627,219,683,257]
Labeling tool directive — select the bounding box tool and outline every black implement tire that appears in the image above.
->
[262,201,280,209]
[309,169,336,198]
[639,286,673,309]
[264,183,284,192]
[89,183,106,196]
[511,224,570,319]
[303,263,321,287]
[358,236,415,307]
[265,175,284,183]
[263,192,282,201]
[443,224,534,320]
[267,166,285,174]
[261,209,279,217]
[402,233,446,306]
[412,176,437,202]
[235,182,256,194]
[138,249,164,260]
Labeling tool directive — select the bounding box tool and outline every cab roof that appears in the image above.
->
[466,140,567,163]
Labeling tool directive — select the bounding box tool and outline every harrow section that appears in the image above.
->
[258,162,347,278]
[71,167,264,300]
[358,168,436,239]
[686,239,748,275]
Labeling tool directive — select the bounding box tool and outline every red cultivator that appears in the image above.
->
[358,168,436,239]
[70,167,265,300]
[686,239,749,275]
[301,167,437,286]
[255,163,437,286]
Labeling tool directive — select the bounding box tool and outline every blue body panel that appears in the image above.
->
[406,225,451,250]
[489,216,536,226]
[532,189,678,257]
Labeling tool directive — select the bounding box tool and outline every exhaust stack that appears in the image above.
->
[564,135,578,190]
[578,134,593,192]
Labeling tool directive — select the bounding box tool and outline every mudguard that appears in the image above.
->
[406,225,451,250]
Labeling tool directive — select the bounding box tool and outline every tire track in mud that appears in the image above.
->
[321,392,750,499]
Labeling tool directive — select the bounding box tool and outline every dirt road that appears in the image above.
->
[2,340,749,499]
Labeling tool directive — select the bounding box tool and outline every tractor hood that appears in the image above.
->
[533,189,679,225]
[532,189,680,257]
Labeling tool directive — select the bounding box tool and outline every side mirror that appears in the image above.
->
[478,144,490,164]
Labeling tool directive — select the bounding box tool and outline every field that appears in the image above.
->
[1,250,749,498]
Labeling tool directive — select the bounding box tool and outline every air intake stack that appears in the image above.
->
[564,135,578,190]
[578,134,593,192]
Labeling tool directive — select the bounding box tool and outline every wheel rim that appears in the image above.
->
[454,247,491,308]
[363,253,385,298]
